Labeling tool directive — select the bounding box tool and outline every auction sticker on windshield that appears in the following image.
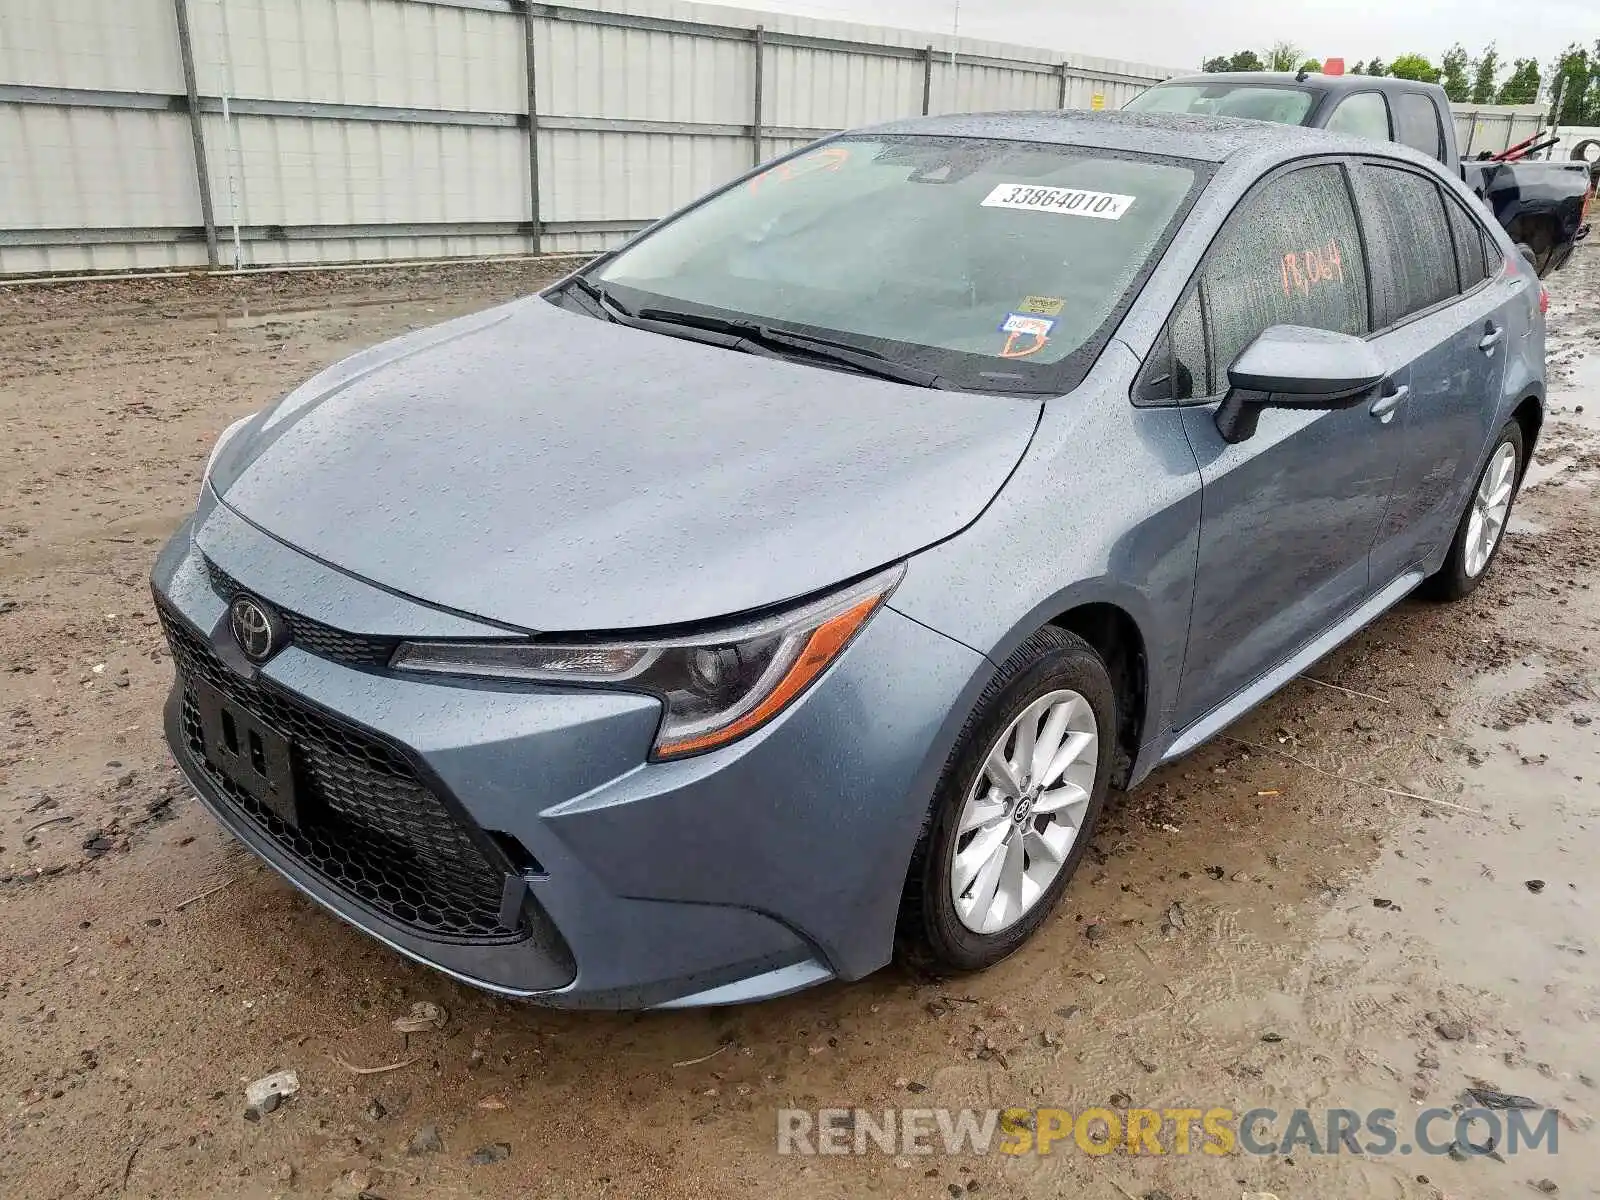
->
[999,313,1056,337]
[981,185,1136,220]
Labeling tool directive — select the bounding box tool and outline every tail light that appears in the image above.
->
[1539,284,1550,316]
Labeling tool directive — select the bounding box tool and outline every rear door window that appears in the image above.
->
[1197,163,1370,391]
[1354,165,1459,324]
[1326,93,1392,142]
[1392,93,1444,160]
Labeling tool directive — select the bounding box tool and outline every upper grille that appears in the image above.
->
[204,558,398,668]
[158,601,528,944]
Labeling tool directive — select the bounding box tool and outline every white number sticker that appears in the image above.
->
[999,313,1055,337]
[980,184,1136,220]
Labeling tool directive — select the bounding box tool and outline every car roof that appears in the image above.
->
[861,109,1362,165]
[1160,70,1444,98]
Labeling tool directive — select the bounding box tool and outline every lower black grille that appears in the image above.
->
[158,602,526,944]
[204,558,398,668]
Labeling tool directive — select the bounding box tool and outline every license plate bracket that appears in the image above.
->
[192,679,302,828]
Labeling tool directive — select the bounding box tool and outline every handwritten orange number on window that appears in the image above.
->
[1280,238,1345,298]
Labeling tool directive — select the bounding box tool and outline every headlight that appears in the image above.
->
[390,565,904,759]
[201,415,253,500]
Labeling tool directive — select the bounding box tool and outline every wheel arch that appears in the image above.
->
[1048,602,1149,789]
[1509,393,1544,477]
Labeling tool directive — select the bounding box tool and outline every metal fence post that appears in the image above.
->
[922,45,934,115]
[522,2,542,249]
[752,24,765,166]
[1056,62,1069,109]
[171,0,218,266]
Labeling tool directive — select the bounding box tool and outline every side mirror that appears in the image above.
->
[1216,325,1386,443]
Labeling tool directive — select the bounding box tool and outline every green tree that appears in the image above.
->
[1366,56,1388,78]
[1588,39,1600,123]
[1349,61,1367,75]
[1497,57,1541,104]
[1267,41,1303,72]
[1299,58,1323,74]
[1389,53,1441,83]
[1471,44,1501,105]
[1440,43,1471,102]
[1550,44,1590,124]
[1227,49,1265,72]
[1202,56,1231,72]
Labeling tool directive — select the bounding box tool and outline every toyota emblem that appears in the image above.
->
[229,595,282,663]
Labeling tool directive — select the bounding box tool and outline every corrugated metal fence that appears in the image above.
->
[1449,105,1550,158]
[0,0,1176,276]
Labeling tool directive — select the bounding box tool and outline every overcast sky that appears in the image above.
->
[732,0,1596,73]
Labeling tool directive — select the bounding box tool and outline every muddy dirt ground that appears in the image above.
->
[2,251,1598,1200]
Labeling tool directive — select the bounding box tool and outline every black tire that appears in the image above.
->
[897,626,1116,974]
[1420,419,1525,602]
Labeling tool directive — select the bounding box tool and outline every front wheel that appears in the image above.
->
[1421,420,1524,601]
[898,627,1116,974]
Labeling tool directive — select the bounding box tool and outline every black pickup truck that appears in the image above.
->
[1127,72,1594,275]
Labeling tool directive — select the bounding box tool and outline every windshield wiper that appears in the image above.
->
[632,306,943,389]
[561,274,631,322]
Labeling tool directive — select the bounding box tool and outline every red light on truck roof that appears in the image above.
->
[1322,58,1346,76]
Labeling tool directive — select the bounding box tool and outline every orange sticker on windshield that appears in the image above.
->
[749,146,852,193]
[999,329,1050,359]
[1281,238,1345,298]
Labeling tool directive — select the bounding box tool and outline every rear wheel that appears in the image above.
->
[898,627,1115,973]
[1421,420,1524,601]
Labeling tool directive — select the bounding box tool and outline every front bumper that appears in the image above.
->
[153,498,986,1009]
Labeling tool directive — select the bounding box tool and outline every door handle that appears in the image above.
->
[1478,325,1506,354]
[1370,384,1410,423]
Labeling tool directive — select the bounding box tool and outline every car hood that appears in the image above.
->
[211,297,1041,633]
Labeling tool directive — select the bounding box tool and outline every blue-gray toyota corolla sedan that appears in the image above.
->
[153,111,1546,1009]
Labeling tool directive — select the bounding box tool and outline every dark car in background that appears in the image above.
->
[1128,72,1594,275]
[154,111,1546,1009]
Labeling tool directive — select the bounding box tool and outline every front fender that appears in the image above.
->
[890,345,1203,775]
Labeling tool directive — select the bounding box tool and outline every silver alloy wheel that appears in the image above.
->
[1464,441,1518,578]
[950,689,1099,935]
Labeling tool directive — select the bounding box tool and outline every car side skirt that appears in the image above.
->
[1154,568,1426,767]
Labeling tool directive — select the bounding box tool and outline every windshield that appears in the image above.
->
[1125,83,1315,125]
[587,136,1201,393]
